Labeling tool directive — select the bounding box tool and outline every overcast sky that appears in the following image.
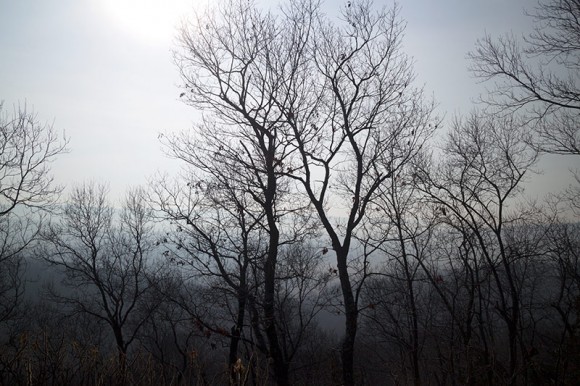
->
[1,0,574,204]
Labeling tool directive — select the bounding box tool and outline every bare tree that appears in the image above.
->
[0,102,67,216]
[535,208,580,383]
[150,171,272,382]
[0,102,67,324]
[38,183,158,381]
[280,2,437,384]
[415,112,539,384]
[362,159,437,386]
[168,1,322,383]
[150,161,319,382]
[468,0,580,155]
[171,1,435,384]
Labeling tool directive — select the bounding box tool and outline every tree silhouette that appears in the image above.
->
[469,0,580,155]
[0,102,67,325]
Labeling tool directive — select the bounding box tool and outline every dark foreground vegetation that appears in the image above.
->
[1,0,579,384]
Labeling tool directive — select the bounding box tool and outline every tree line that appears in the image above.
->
[1,0,578,385]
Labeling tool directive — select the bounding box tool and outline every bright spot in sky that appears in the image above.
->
[100,0,197,44]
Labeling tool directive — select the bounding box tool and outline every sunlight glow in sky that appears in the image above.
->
[99,0,195,44]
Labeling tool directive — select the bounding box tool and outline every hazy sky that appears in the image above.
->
[1,0,573,203]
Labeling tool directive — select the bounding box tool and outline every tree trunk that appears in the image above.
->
[229,291,247,384]
[337,248,357,386]
[263,160,289,385]
[113,326,127,386]
[263,225,289,386]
